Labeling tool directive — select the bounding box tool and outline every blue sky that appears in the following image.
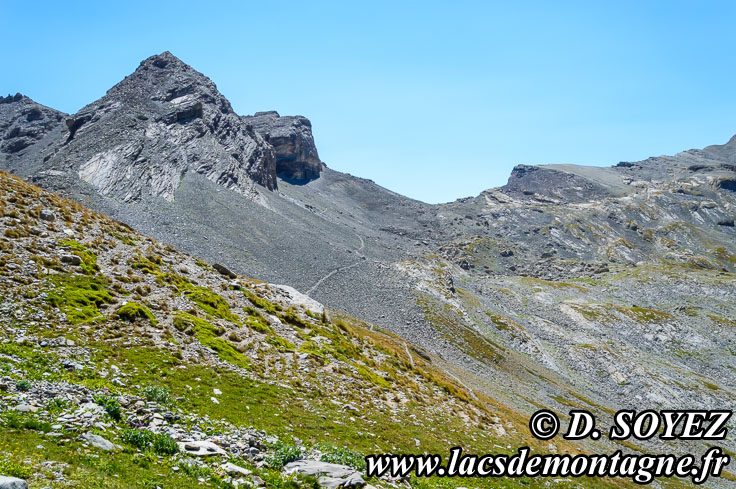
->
[2,1,735,203]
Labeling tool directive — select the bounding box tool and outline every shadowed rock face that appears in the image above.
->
[245,111,322,181]
[0,94,65,156]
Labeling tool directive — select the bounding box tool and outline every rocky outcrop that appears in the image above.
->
[55,51,279,202]
[0,94,65,156]
[0,53,327,203]
[703,134,736,164]
[500,164,619,203]
[245,111,322,181]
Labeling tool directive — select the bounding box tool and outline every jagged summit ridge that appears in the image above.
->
[0,51,322,202]
[62,50,277,202]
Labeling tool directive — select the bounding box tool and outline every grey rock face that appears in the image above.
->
[0,52,282,203]
[245,111,322,181]
[501,164,624,203]
[64,51,277,202]
[0,476,28,489]
[0,94,65,157]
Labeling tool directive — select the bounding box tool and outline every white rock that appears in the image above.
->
[222,462,251,476]
[270,284,325,314]
[178,440,227,457]
[0,476,28,489]
[80,432,120,451]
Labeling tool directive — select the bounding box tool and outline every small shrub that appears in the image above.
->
[266,441,303,468]
[15,379,31,392]
[93,394,121,421]
[141,385,171,404]
[116,302,158,325]
[317,443,366,471]
[45,397,69,413]
[121,428,179,455]
[151,432,179,455]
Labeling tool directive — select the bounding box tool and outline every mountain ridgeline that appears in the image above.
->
[1,51,736,488]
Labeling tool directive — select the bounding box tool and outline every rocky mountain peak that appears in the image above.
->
[0,51,328,202]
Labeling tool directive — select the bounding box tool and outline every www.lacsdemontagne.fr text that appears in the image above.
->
[365,446,730,485]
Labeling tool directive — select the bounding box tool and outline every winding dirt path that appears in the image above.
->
[304,230,365,296]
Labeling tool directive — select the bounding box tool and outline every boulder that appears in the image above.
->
[213,263,237,279]
[39,209,56,221]
[0,477,28,489]
[222,462,251,476]
[283,460,365,488]
[178,440,227,457]
[270,284,325,314]
[80,432,120,451]
[60,254,82,265]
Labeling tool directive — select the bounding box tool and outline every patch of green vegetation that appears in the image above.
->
[59,239,100,275]
[111,232,137,246]
[265,440,303,468]
[267,334,296,352]
[417,295,504,366]
[121,428,179,455]
[94,393,122,421]
[0,343,60,381]
[0,427,237,488]
[130,254,161,274]
[0,453,33,479]
[116,302,157,325]
[243,306,275,333]
[1,410,52,433]
[317,443,366,471]
[351,362,391,389]
[141,385,171,404]
[46,274,112,324]
[244,289,282,314]
[297,340,326,361]
[615,305,673,323]
[185,286,240,323]
[708,313,736,327]
[174,312,250,369]
[567,303,612,322]
[520,276,587,291]
[279,307,310,328]
[486,312,524,338]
